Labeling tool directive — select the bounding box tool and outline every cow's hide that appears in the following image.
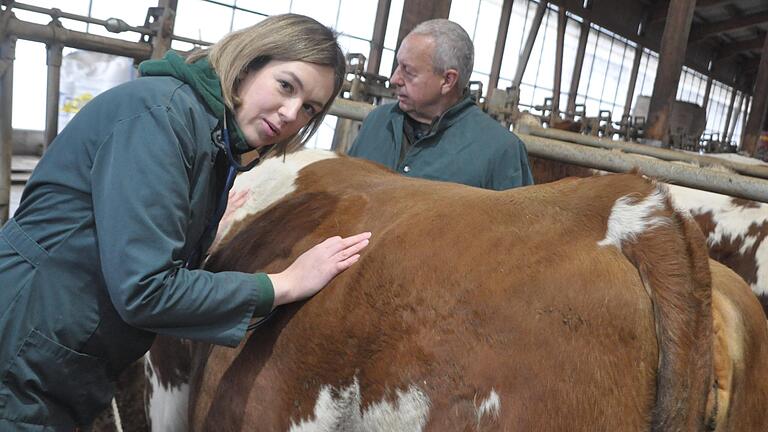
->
[145,150,768,432]
[530,155,768,316]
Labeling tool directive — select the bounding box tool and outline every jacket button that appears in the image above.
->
[403,166,410,173]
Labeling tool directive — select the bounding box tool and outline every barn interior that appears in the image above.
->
[1,0,767,222]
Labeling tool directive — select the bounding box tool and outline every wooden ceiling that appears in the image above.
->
[551,0,767,94]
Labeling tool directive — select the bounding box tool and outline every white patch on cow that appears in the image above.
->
[598,188,669,250]
[668,184,768,296]
[756,243,768,297]
[475,389,501,427]
[215,149,337,244]
[289,377,430,432]
[145,354,189,432]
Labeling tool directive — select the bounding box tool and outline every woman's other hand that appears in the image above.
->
[269,232,371,307]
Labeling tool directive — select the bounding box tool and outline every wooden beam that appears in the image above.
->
[716,34,765,60]
[690,10,768,43]
[726,91,744,142]
[701,75,713,111]
[695,0,734,8]
[551,7,566,120]
[646,0,697,142]
[367,0,392,75]
[489,0,514,91]
[623,44,644,118]
[394,0,452,54]
[721,87,738,141]
[566,18,590,118]
[741,33,768,156]
[740,95,751,145]
[652,0,735,22]
[512,0,548,88]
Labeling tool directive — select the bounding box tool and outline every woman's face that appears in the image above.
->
[235,60,336,148]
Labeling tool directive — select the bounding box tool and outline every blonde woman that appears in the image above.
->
[0,14,370,430]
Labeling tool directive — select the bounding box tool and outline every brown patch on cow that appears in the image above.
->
[730,197,761,209]
[691,209,768,317]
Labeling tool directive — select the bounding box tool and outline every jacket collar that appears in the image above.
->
[390,94,476,136]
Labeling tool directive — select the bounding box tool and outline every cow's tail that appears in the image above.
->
[600,182,713,431]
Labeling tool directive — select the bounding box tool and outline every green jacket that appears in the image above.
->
[348,97,534,190]
[0,74,273,430]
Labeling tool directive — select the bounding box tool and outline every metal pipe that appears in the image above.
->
[518,124,768,179]
[0,37,15,224]
[328,98,374,122]
[45,40,62,150]
[7,15,153,60]
[5,1,153,35]
[519,132,768,203]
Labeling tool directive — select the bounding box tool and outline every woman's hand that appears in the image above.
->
[269,232,371,307]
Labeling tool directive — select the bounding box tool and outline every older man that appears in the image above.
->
[348,19,533,190]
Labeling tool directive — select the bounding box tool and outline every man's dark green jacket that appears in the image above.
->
[348,97,534,190]
[0,73,273,429]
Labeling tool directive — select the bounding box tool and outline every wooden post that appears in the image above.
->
[701,75,713,111]
[367,0,392,75]
[488,0,514,92]
[150,0,177,59]
[740,95,751,146]
[511,0,548,89]
[726,91,744,143]
[566,19,590,118]
[394,0,452,57]
[551,7,566,121]
[645,0,697,142]
[721,87,738,142]
[742,34,768,156]
[623,44,643,118]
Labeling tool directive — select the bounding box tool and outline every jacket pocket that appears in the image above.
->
[0,329,114,427]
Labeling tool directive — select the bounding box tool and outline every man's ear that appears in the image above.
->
[440,69,460,95]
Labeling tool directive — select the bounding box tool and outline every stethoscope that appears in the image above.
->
[184,113,261,269]
[184,113,280,332]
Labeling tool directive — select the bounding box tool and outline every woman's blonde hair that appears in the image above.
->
[188,14,345,155]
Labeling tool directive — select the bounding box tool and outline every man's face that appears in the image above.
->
[390,34,447,123]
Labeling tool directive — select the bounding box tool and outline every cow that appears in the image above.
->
[143,150,767,431]
[530,155,768,316]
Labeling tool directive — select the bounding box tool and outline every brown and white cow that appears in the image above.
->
[145,150,768,431]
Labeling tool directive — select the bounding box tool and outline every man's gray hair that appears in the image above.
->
[410,19,474,90]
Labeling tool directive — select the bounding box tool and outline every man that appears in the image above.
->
[348,19,533,190]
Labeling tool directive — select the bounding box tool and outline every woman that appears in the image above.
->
[0,14,370,430]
